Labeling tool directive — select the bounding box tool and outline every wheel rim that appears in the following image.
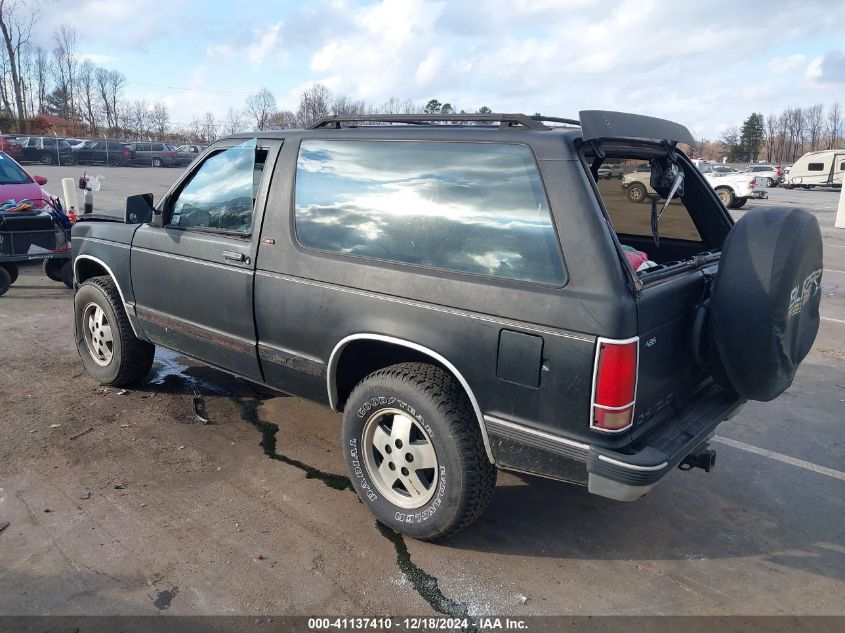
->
[630,186,642,201]
[362,408,439,509]
[82,302,114,367]
[717,190,730,204]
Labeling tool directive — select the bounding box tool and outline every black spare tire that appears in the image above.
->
[709,207,822,401]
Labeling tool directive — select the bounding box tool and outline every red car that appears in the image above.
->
[0,150,54,207]
[0,135,23,160]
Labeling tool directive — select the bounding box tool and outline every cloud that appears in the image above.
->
[814,51,845,84]
[769,54,806,72]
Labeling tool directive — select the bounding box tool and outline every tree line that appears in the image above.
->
[694,103,843,164]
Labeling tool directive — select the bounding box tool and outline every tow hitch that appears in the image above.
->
[679,446,717,473]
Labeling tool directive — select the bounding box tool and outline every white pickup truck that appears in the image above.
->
[623,161,755,209]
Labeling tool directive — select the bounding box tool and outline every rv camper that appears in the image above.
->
[785,149,844,189]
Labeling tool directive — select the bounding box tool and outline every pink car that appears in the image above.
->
[0,150,53,207]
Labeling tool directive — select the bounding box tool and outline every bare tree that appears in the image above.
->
[223,106,243,135]
[378,97,417,114]
[764,113,778,163]
[266,109,297,129]
[51,24,78,119]
[0,0,38,128]
[106,69,126,132]
[129,98,148,137]
[296,83,331,128]
[244,87,276,130]
[76,59,98,132]
[805,103,824,151]
[201,111,217,142]
[827,102,842,149]
[149,102,169,137]
[33,44,47,114]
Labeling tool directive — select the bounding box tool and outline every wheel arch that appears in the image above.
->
[328,333,494,463]
[74,254,143,339]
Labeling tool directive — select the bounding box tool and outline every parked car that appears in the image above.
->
[623,161,755,208]
[17,136,74,165]
[0,150,53,205]
[740,164,784,187]
[711,165,737,174]
[126,141,189,167]
[71,111,822,540]
[0,135,23,160]
[74,140,136,166]
[176,144,206,154]
[597,162,623,179]
[783,150,844,189]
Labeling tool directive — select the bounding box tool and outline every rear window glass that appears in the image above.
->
[294,140,565,285]
[594,162,702,242]
[807,162,824,171]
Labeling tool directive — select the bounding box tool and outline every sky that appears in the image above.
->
[33,0,845,139]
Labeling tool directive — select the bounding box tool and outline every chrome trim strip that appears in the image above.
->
[327,333,495,464]
[73,254,142,338]
[134,247,252,274]
[597,454,668,472]
[483,414,590,452]
[589,335,640,434]
[256,270,593,343]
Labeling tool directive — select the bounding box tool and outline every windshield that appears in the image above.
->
[0,153,33,185]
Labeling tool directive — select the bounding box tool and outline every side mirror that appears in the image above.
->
[125,193,156,224]
[33,175,48,185]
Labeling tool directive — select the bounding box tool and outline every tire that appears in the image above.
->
[729,197,748,209]
[152,157,162,168]
[766,177,774,187]
[1,262,18,285]
[43,258,66,282]
[0,265,10,296]
[60,260,74,288]
[708,208,822,401]
[40,152,54,165]
[74,276,155,386]
[342,362,496,541]
[626,182,648,203]
[715,187,734,208]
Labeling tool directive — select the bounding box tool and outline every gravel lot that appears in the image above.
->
[1,173,843,617]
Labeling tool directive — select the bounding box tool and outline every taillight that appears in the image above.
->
[591,337,638,432]
[164,151,176,157]
[123,150,130,157]
[749,178,756,188]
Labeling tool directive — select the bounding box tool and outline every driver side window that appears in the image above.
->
[169,142,266,233]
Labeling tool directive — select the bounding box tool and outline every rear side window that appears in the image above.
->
[294,140,565,285]
[807,162,824,171]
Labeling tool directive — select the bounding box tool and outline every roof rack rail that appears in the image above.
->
[309,113,562,130]
[531,115,580,126]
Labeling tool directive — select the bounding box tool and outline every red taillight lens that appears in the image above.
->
[591,338,638,432]
[165,151,176,157]
[123,151,130,157]
[749,178,756,188]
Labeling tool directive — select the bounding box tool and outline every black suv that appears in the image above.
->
[70,112,822,540]
[17,136,74,165]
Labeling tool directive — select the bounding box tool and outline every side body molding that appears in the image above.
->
[74,254,144,339]
[327,333,495,463]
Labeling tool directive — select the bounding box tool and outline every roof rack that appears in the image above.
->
[309,113,579,130]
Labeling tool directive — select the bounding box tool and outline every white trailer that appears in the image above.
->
[785,150,844,189]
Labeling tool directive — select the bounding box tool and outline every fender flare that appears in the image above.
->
[327,333,494,463]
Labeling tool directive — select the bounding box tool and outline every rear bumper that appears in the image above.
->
[588,385,744,499]
[486,382,745,501]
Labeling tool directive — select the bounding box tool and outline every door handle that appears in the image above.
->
[222,250,246,263]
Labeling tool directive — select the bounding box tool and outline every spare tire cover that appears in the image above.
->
[709,207,822,401]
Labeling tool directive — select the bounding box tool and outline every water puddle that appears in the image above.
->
[147,350,467,617]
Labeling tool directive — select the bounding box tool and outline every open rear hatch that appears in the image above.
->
[578,111,736,434]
